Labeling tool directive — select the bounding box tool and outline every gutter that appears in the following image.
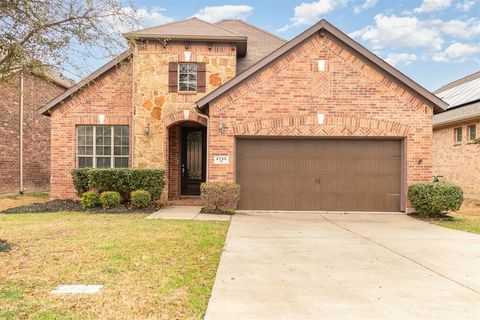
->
[19,73,24,194]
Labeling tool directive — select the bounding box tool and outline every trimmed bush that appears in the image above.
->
[131,190,152,209]
[71,168,165,202]
[80,191,101,209]
[71,168,91,196]
[100,191,122,210]
[408,182,463,217]
[201,182,240,215]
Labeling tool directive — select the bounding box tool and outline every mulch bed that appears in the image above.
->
[408,212,455,222]
[1,199,159,214]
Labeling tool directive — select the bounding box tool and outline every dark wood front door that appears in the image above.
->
[181,127,206,196]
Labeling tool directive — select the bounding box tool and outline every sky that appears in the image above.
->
[90,0,480,91]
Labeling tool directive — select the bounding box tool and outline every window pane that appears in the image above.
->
[114,126,129,156]
[455,128,462,142]
[77,126,94,157]
[114,157,129,168]
[78,157,93,168]
[96,157,111,168]
[469,125,476,140]
[179,64,188,73]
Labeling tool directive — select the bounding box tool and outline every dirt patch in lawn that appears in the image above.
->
[0,239,11,252]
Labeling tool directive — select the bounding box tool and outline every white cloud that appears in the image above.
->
[350,14,444,52]
[106,7,175,34]
[413,0,452,13]
[433,42,480,62]
[354,0,378,14]
[456,0,478,11]
[385,53,418,66]
[439,18,480,39]
[193,5,253,23]
[278,0,347,32]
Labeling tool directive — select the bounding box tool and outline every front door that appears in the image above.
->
[181,127,206,196]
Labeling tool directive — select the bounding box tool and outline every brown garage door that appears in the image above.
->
[236,138,402,212]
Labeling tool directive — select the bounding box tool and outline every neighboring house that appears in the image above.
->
[40,18,447,212]
[0,71,71,194]
[433,71,480,199]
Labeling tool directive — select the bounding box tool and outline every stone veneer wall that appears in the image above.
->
[433,120,480,198]
[205,32,435,211]
[132,41,237,198]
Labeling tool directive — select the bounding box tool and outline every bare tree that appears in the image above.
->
[0,0,139,81]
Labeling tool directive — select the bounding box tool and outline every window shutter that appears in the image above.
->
[197,63,206,93]
[168,62,178,93]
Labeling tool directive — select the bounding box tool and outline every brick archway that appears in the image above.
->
[164,110,207,128]
[164,111,207,201]
[232,114,410,137]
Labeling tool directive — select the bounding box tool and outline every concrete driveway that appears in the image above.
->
[205,212,480,320]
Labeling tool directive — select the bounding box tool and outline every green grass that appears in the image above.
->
[434,217,480,234]
[0,212,228,319]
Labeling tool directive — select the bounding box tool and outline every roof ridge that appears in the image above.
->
[124,17,241,37]
[435,70,480,94]
[216,19,287,42]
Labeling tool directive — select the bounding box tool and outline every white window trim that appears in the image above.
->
[76,125,129,168]
[178,63,197,92]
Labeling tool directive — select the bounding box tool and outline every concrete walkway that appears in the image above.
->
[145,206,231,221]
[205,212,480,320]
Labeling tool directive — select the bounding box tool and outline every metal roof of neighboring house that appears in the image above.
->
[196,19,447,113]
[433,71,480,127]
[435,71,480,109]
[123,17,248,56]
[216,19,287,74]
[39,50,132,115]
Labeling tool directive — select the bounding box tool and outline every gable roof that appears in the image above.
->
[196,19,447,113]
[124,17,244,40]
[39,50,132,115]
[216,19,287,74]
[123,17,248,56]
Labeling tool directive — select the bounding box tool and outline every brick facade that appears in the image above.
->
[0,73,65,194]
[47,22,438,211]
[205,33,435,210]
[433,120,480,198]
[49,61,133,199]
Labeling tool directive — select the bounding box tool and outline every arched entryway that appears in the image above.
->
[166,113,207,201]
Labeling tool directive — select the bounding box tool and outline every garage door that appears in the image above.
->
[236,139,402,212]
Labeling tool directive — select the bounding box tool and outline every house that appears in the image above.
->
[433,72,480,199]
[40,18,447,212]
[0,71,71,194]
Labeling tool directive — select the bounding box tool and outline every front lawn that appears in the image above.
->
[0,212,228,319]
[432,199,480,234]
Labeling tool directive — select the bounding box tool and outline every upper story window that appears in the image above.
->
[454,127,463,144]
[179,63,197,92]
[168,62,206,93]
[77,126,129,168]
[467,124,477,141]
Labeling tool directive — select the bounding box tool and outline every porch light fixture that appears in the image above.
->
[219,122,225,134]
[183,109,190,120]
[98,114,105,124]
[144,123,150,136]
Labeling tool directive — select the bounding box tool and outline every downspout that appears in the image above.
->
[19,73,24,194]
[195,110,209,182]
